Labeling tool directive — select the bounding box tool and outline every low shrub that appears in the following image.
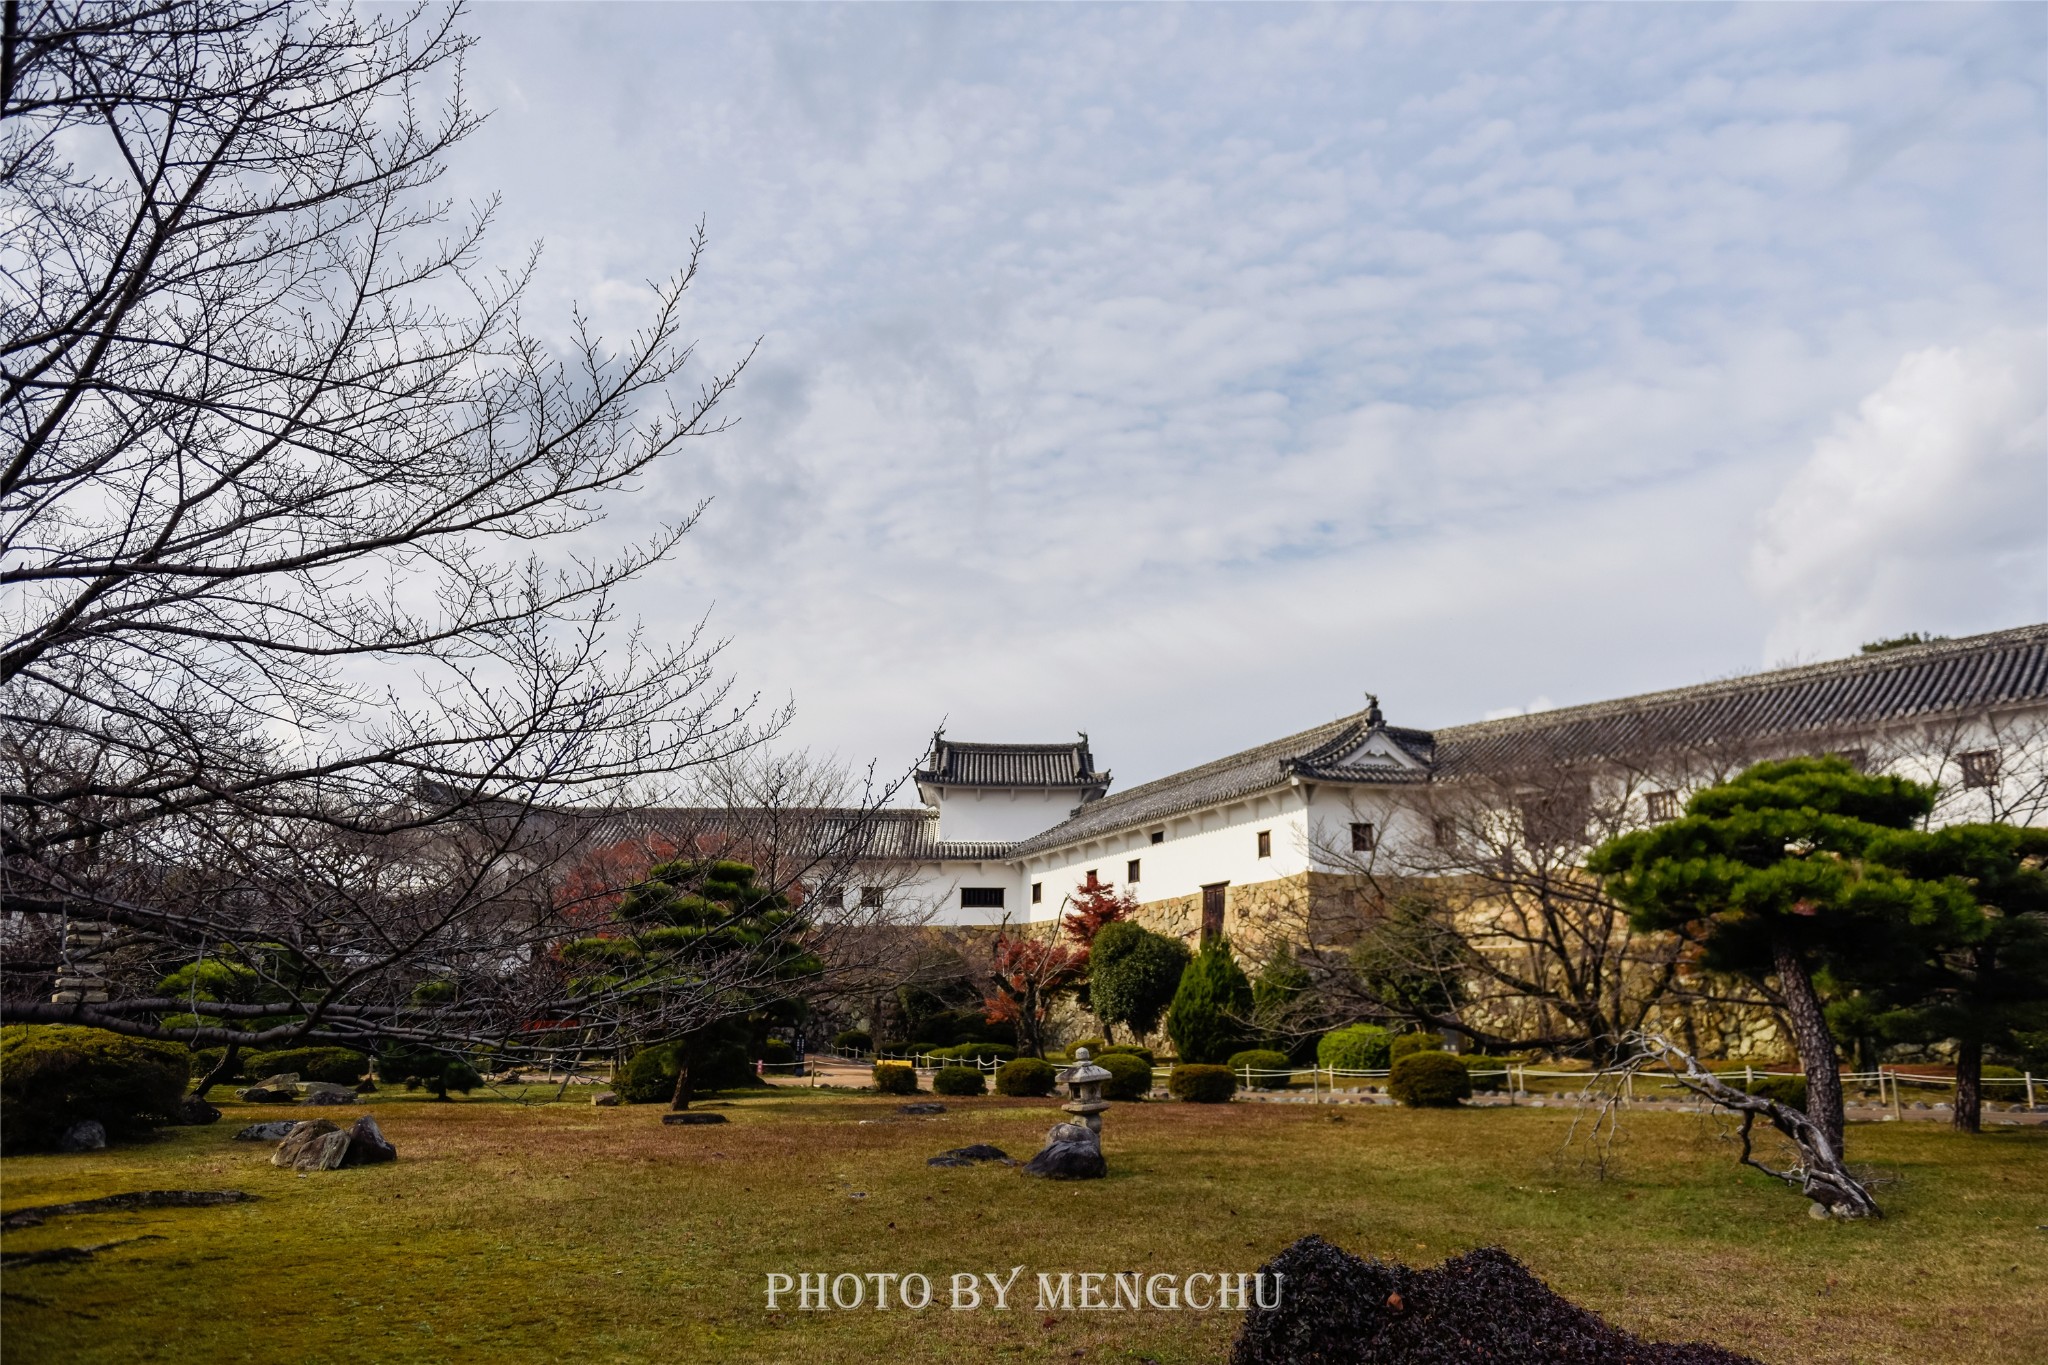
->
[1739,1073,1808,1111]
[1169,1063,1238,1103]
[934,1042,1016,1063]
[995,1057,1057,1097]
[0,1025,190,1150]
[186,1046,240,1084]
[1097,1051,1153,1100]
[832,1028,872,1054]
[1389,1032,1442,1064]
[1462,1056,1512,1092]
[242,1046,368,1085]
[1317,1024,1393,1073]
[873,1061,919,1095]
[931,1066,986,1096]
[1098,1044,1155,1065]
[1389,1050,1472,1107]
[1226,1049,1293,1089]
[1981,1064,2022,1081]
[760,1039,795,1066]
[617,1046,677,1103]
[1067,1036,1108,1056]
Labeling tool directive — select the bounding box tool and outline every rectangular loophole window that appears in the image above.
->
[1030,881,1042,904]
[1431,816,1455,848]
[1126,858,1141,883]
[1646,790,1679,822]
[960,887,1005,909]
[1085,869,1100,888]
[1150,830,1165,845]
[1350,822,1376,853]
[859,887,885,909]
[1959,749,2001,789]
[1256,830,1271,858]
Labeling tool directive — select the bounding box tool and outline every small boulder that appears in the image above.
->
[233,1121,301,1142]
[354,1078,378,1094]
[298,1083,358,1106]
[340,1115,397,1165]
[1022,1122,1105,1180]
[235,1084,297,1103]
[662,1112,728,1125]
[591,1091,620,1107]
[928,1144,1016,1168]
[171,1096,222,1126]
[57,1119,108,1152]
[272,1119,349,1171]
[899,1103,946,1115]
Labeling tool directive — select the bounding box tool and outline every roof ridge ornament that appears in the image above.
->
[1364,692,1383,728]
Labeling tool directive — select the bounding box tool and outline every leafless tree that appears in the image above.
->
[0,1,904,1058]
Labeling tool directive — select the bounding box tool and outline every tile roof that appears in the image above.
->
[1430,623,2048,777]
[1010,624,2048,856]
[916,734,1109,791]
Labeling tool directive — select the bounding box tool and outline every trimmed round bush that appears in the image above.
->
[1,1025,190,1150]
[1169,1063,1238,1103]
[1389,1032,1441,1064]
[1739,1073,1808,1110]
[1317,1024,1393,1073]
[1097,1051,1153,1100]
[832,1029,872,1053]
[1226,1049,1293,1090]
[1068,1036,1108,1056]
[934,1042,1016,1063]
[242,1046,367,1085]
[995,1057,1057,1097]
[931,1065,986,1096]
[873,1061,919,1095]
[760,1039,795,1066]
[1098,1044,1155,1065]
[1389,1050,1472,1108]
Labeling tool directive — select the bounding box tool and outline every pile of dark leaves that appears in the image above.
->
[1231,1237,1761,1365]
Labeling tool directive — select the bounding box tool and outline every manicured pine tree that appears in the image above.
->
[1859,823,2048,1133]
[1588,757,1976,1155]
[1165,936,1255,1065]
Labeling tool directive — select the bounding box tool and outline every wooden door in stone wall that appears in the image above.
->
[1200,883,1227,944]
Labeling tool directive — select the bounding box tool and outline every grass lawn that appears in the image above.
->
[3,1087,2044,1364]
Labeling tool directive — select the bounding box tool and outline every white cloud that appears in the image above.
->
[1752,330,2048,661]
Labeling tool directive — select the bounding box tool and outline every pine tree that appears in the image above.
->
[1165,937,1255,1064]
[1091,922,1191,1043]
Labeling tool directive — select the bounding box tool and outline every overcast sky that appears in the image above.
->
[445,2,2047,790]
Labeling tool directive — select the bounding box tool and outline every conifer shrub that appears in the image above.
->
[1226,1048,1293,1089]
[242,1046,368,1085]
[1169,1063,1238,1103]
[1317,1024,1393,1072]
[931,1065,986,1096]
[1165,937,1255,1064]
[1389,1031,1441,1064]
[832,1028,872,1054]
[995,1057,1057,1097]
[0,1025,190,1150]
[873,1061,919,1094]
[1097,1051,1153,1100]
[1388,1050,1472,1107]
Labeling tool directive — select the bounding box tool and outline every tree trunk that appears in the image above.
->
[192,1040,240,1100]
[1771,933,1845,1155]
[668,1048,692,1111]
[1952,1035,1982,1134]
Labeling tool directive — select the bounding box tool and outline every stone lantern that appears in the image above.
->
[1057,1046,1112,1135]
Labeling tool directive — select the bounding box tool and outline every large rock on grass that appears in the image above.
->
[1021,1123,1104,1180]
[171,1096,222,1126]
[928,1144,1016,1168]
[1230,1237,1759,1365]
[236,1074,301,1103]
[57,1119,107,1152]
[299,1083,358,1105]
[271,1119,350,1171]
[340,1115,397,1165]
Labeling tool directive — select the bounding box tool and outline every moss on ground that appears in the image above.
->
[2,1089,2043,1364]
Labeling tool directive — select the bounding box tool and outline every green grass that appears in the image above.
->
[3,1088,2044,1364]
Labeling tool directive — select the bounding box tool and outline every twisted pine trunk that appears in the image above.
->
[1772,934,1845,1156]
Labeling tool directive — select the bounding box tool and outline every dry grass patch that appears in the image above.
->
[2,1088,2043,1364]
